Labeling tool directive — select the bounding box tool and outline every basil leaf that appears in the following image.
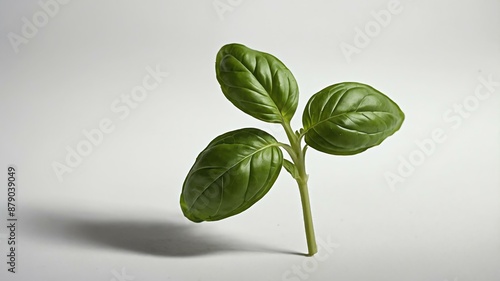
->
[181,128,283,222]
[302,82,405,155]
[216,43,299,123]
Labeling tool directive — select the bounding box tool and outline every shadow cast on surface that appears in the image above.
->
[23,205,301,257]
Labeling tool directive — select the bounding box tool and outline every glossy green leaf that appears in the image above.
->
[215,43,299,123]
[302,82,405,155]
[181,128,283,222]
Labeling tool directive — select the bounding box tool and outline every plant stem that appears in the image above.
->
[297,178,317,256]
[282,121,318,256]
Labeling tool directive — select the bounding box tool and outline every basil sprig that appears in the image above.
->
[181,43,405,256]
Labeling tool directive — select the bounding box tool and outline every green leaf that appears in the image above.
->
[215,43,299,123]
[180,128,283,222]
[282,159,299,179]
[302,82,405,155]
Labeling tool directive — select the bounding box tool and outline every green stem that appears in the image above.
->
[297,178,317,256]
[282,121,318,256]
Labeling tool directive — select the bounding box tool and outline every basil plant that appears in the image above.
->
[180,43,404,256]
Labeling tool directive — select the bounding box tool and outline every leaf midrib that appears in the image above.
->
[225,53,285,123]
[303,110,396,135]
[187,142,280,211]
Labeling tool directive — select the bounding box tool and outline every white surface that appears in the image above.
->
[1,0,500,280]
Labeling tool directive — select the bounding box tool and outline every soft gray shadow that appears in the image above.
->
[23,205,301,257]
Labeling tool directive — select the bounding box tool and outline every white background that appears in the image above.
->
[1,0,499,280]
